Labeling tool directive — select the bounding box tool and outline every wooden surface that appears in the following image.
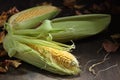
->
[0,34,120,80]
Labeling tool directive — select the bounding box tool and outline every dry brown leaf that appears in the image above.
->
[83,10,91,14]
[0,31,5,44]
[111,34,120,39]
[0,59,21,73]
[0,50,7,57]
[0,7,19,27]
[75,10,82,15]
[92,3,102,11]
[74,4,85,9]
[0,67,7,73]
[5,60,21,68]
[0,12,8,27]
[7,7,19,15]
[102,40,120,53]
[41,2,52,6]
[63,0,76,8]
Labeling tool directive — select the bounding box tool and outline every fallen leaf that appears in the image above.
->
[0,12,8,27]
[5,60,21,68]
[0,31,5,44]
[7,7,19,15]
[111,34,120,39]
[0,7,19,27]
[63,0,76,8]
[74,4,85,9]
[0,67,7,73]
[102,40,120,53]
[0,50,7,57]
[75,10,82,15]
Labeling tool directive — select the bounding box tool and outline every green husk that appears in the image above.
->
[13,20,54,40]
[3,22,80,75]
[13,14,111,42]
[51,14,111,42]
[8,5,60,30]
[3,33,80,75]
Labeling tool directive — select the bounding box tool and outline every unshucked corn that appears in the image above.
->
[12,14,111,42]
[3,33,80,75]
[3,5,111,75]
[8,5,60,29]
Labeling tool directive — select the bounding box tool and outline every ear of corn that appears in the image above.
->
[12,14,111,42]
[8,5,60,29]
[3,6,111,75]
[51,14,111,42]
[3,34,80,75]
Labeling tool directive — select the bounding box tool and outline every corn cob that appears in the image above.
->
[14,6,58,22]
[28,44,79,69]
[3,34,80,75]
[12,14,111,42]
[8,5,60,29]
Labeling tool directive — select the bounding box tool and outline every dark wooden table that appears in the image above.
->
[0,34,120,80]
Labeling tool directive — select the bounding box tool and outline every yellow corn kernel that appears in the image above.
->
[28,44,79,69]
[14,6,58,22]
